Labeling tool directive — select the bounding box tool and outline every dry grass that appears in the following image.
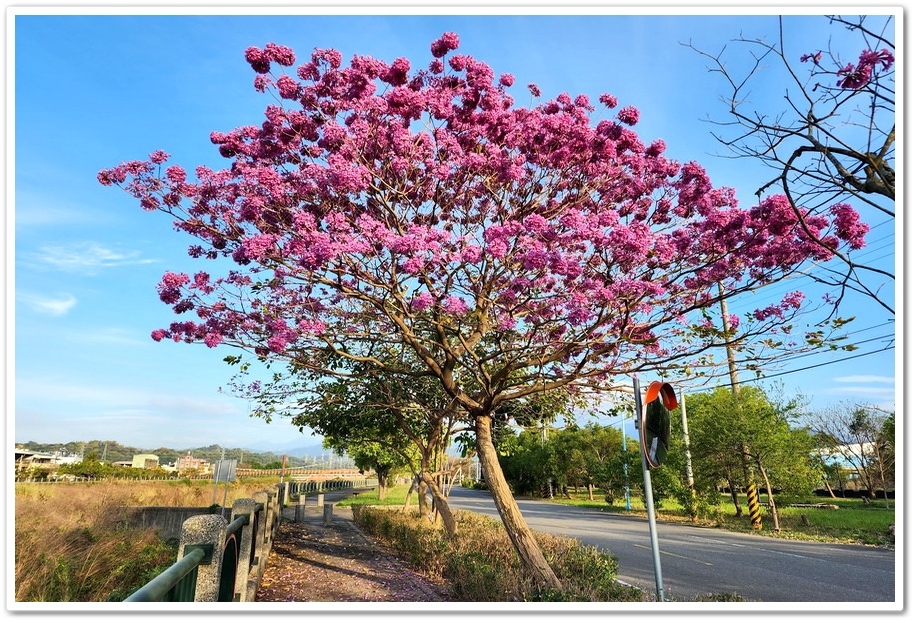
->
[14,478,280,602]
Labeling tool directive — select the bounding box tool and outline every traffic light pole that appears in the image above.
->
[633,376,665,602]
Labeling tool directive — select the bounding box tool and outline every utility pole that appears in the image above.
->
[679,388,697,520]
[718,283,762,530]
[540,419,553,499]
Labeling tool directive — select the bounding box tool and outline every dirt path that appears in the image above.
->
[255,506,453,602]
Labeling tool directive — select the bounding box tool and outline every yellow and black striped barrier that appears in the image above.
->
[746,482,762,529]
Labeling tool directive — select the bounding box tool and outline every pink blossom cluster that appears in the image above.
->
[100,32,871,378]
[836,48,894,89]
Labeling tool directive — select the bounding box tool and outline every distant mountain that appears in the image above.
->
[14,439,346,466]
[242,440,328,457]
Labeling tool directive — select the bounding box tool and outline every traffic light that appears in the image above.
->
[641,381,677,468]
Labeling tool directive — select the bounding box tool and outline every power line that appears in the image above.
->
[705,343,894,390]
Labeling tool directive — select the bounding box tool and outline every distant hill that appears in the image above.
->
[14,439,348,468]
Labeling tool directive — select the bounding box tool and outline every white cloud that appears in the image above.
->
[833,385,895,396]
[17,292,77,316]
[24,242,157,275]
[833,375,895,384]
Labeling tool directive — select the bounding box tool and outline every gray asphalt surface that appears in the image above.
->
[444,486,898,604]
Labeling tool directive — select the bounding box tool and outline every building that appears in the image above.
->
[176,453,210,473]
[131,454,160,470]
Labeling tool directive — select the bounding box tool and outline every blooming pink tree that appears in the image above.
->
[100,32,867,589]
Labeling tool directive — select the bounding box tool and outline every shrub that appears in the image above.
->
[352,506,647,602]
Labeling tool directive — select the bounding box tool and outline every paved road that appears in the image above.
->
[444,487,898,603]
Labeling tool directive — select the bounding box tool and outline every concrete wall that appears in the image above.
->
[121,506,217,542]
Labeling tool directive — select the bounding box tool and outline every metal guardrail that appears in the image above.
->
[124,546,206,602]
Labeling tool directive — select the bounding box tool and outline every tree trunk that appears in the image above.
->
[402,476,416,511]
[420,471,458,538]
[757,463,780,531]
[727,479,743,517]
[376,467,390,501]
[821,474,837,499]
[476,414,562,591]
[417,478,430,516]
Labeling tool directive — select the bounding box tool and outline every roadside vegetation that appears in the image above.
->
[351,504,648,602]
[14,475,893,602]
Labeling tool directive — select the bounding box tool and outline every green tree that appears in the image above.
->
[682,386,817,528]
[499,430,555,497]
[554,423,623,500]
[57,451,111,480]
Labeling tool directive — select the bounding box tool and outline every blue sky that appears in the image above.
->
[7,5,899,452]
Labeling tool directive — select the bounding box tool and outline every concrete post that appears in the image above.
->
[230,498,258,602]
[176,514,227,602]
[317,492,324,507]
[251,491,271,576]
[323,502,335,525]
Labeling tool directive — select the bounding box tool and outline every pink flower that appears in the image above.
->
[297,319,326,334]
[782,291,805,309]
[383,57,411,86]
[860,48,894,71]
[267,334,288,352]
[499,73,515,87]
[161,271,190,289]
[617,105,640,126]
[312,48,342,69]
[244,46,271,73]
[264,42,296,66]
[599,93,618,108]
[800,51,823,64]
[829,203,869,249]
[837,62,872,89]
[149,150,169,164]
[166,165,186,183]
[442,296,469,314]
[276,75,299,99]
[241,234,277,261]
[527,83,541,98]
[431,32,460,58]
[203,332,223,348]
[411,292,435,311]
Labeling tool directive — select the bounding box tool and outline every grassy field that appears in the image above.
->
[13,477,282,602]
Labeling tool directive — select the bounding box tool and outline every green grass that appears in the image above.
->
[334,484,415,507]
[548,491,896,548]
